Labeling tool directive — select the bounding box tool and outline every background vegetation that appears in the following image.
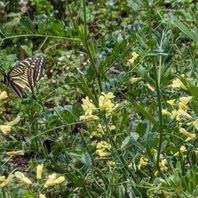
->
[0,0,198,197]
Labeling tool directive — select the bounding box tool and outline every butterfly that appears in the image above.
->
[3,55,46,97]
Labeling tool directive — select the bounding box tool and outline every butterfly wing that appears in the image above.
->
[4,55,46,97]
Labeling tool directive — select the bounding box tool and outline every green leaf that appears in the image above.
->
[77,70,97,105]
[122,92,159,128]
[119,108,129,131]
[81,152,92,167]
[98,39,128,74]
[171,18,198,43]
[22,194,34,198]
[20,16,35,33]
[21,45,32,56]
[179,76,198,99]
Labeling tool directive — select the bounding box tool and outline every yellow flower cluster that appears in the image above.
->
[130,77,142,85]
[80,97,99,121]
[151,149,168,175]
[0,91,8,101]
[174,145,187,157]
[0,90,21,135]
[128,52,139,64]
[0,116,21,135]
[99,92,119,113]
[167,78,187,90]
[0,164,65,196]
[90,123,116,139]
[180,128,196,142]
[162,96,196,142]
[44,173,65,188]
[137,156,149,169]
[80,92,118,121]
[96,141,111,157]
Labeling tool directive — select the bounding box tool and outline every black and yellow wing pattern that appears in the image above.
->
[3,55,46,97]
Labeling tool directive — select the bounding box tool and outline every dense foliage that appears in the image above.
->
[0,0,198,197]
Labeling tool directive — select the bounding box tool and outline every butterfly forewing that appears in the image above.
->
[4,55,46,97]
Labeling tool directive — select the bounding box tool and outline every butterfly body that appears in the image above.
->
[3,55,46,97]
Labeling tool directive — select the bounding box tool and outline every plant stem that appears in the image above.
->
[145,0,163,170]
[0,34,80,46]
[153,61,164,169]
[82,0,102,93]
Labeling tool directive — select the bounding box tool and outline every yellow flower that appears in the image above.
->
[128,52,139,64]
[0,176,5,182]
[0,91,8,101]
[147,84,155,91]
[44,174,65,188]
[39,194,47,198]
[162,109,172,116]
[6,150,24,157]
[178,96,192,110]
[0,116,20,135]
[90,124,104,138]
[159,159,168,172]
[0,125,12,135]
[109,124,116,131]
[193,120,198,130]
[79,114,99,121]
[96,141,111,157]
[54,176,65,184]
[179,96,192,105]
[138,156,149,169]
[36,164,43,180]
[97,124,104,133]
[167,78,186,89]
[14,171,32,185]
[80,96,99,121]
[130,77,142,84]
[180,145,187,153]
[174,145,187,156]
[166,99,176,106]
[81,97,96,115]
[96,141,111,150]
[99,92,118,113]
[107,160,115,166]
[44,179,56,188]
[0,174,14,187]
[171,109,192,121]
[180,128,196,141]
[96,149,111,157]
[48,173,57,180]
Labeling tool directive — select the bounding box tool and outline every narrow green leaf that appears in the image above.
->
[77,70,97,105]
[121,92,159,127]
[179,76,198,99]
[171,18,198,43]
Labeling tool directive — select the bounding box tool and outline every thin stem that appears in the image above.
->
[65,0,76,29]
[145,0,152,44]
[153,61,163,169]
[38,37,48,52]
[0,34,80,46]
[82,0,102,92]
[145,0,164,170]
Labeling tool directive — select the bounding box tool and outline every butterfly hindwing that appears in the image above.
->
[4,55,46,97]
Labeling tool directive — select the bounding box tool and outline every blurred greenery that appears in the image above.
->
[0,0,198,197]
